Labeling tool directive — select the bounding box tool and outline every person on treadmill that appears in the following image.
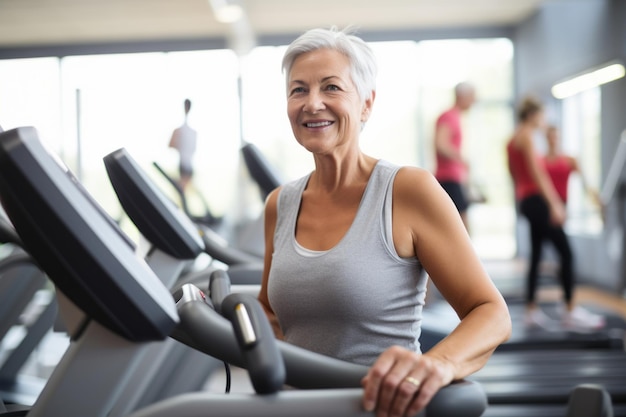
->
[258,27,511,417]
[168,98,197,192]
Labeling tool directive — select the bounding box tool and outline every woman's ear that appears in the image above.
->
[361,91,376,122]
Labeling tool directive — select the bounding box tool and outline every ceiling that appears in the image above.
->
[0,0,547,48]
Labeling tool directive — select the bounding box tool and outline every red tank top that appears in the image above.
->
[543,155,573,202]
[434,108,467,183]
[507,139,540,201]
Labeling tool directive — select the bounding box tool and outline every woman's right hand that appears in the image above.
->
[361,346,456,417]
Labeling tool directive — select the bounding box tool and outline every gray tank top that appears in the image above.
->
[268,160,428,366]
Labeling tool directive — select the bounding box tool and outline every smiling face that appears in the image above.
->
[286,48,374,156]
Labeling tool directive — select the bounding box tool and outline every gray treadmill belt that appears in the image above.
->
[477,364,626,379]
[477,350,626,378]
[472,349,626,404]
[497,330,625,351]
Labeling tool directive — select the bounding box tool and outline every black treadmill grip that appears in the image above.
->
[222,293,286,395]
[209,269,231,314]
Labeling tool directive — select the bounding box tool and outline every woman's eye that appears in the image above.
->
[290,87,306,95]
[326,84,340,91]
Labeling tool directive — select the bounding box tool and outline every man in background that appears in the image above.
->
[433,82,476,231]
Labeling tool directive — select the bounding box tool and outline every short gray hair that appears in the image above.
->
[454,82,475,98]
[282,27,377,103]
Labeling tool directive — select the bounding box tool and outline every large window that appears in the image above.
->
[561,87,603,234]
[59,50,241,221]
[0,58,62,153]
[0,51,241,240]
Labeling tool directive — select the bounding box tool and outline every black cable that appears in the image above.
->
[223,361,231,393]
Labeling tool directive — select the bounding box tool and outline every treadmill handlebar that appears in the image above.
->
[199,226,263,266]
[172,288,368,388]
[222,293,286,395]
[171,289,488,416]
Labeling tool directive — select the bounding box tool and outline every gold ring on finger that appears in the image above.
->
[404,376,421,387]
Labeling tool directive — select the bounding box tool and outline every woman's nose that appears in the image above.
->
[303,90,324,113]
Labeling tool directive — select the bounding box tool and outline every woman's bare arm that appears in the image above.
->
[362,167,511,417]
[257,187,284,339]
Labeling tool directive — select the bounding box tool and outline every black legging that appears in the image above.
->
[519,194,573,304]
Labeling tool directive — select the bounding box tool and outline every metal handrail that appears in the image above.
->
[600,129,626,205]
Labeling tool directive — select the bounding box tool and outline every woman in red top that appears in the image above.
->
[507,98,604,332]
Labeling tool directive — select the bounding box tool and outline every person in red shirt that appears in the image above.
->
[507,98,604,332]
[434,82,475,231]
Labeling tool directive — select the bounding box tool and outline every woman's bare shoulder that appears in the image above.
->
[394,166,441,197]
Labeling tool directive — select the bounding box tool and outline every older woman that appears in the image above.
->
[258,27,511,417]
